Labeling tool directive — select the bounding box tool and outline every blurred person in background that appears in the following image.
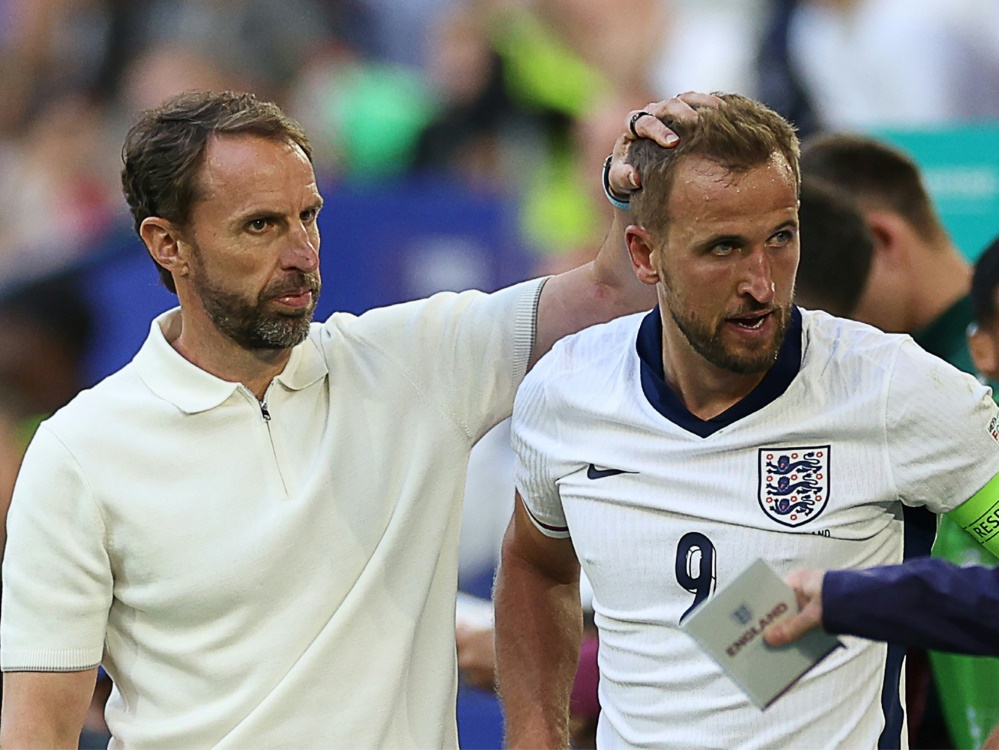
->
[651,0,769,102]
[0,94,120,288]
[969,236,999,389]
[409,0,663,259]
[801,132,998,750]
[792,177,874,317]
[0,273,110,744]
[782,0,999,130]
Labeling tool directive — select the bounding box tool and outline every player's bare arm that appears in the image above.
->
[1,669,98,748]
[494,494,583,749]
[529,93,723,369]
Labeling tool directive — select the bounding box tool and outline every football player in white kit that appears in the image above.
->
[495,93,999,750]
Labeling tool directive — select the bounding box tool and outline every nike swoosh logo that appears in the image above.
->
[586,464,637,480]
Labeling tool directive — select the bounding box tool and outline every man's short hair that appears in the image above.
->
[121,90,313,293]
[972,235,999,329]
[794,178,875,317]
[800,133,946,243]
[626,93,800,241]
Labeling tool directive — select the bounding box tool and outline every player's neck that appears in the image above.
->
[660,334,768,421]
[168,310,292,401]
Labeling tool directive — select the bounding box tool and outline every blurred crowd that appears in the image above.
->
[3,0,999,299]
[4,0,999,747]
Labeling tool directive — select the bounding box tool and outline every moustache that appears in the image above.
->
[725,303,780,319]
[264,273,321,301]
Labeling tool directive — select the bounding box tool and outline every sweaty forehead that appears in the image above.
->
[667,153,796,220]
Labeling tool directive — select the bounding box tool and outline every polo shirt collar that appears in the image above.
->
[134,308,328,414]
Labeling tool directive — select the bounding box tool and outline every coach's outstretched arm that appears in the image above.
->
[765,559,999,656]
[495,494,583,749]
[528,93,722,369]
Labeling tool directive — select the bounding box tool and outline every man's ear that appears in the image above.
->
[140,217,191,281]
[626,225,660,286]
[969,324,999,382]
[865,210,911,273]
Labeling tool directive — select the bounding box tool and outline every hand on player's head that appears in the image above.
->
[606,92,724,199]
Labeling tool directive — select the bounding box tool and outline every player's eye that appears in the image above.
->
[769,229,795,247]
[247,218,270,233]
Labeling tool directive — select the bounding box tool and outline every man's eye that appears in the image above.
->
[770,229,795,247]
[248,219,269,232]
[712,242,735,256]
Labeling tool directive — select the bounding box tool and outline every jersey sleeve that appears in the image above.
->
[823,559,999,655]
[325,278,544,444]
[511,355,570,538]
[1,424,112,671]
[886,339,999,515]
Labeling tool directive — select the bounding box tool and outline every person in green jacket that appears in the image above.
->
[800,132,998,750]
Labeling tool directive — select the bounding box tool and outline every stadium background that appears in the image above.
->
[3,0,999,747]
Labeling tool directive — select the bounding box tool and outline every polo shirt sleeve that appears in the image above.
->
[330,277,545,443]
[511,351,571,539]
[886,339,999,515]
[1,424,112,672]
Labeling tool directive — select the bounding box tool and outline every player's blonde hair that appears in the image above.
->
[628,93,800,241]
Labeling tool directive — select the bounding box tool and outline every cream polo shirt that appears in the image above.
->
[2,278,543,749]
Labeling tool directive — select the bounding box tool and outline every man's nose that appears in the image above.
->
[283,224,319,272]
[738,249,775,303]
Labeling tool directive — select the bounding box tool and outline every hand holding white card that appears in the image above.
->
[680,558,843,709]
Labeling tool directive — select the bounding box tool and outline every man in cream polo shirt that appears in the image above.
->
[0,90,703,747]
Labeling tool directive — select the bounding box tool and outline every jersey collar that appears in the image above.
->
[134,308,328,414]
[635,305,803,437]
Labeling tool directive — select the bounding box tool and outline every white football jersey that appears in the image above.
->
[512,307,999,750]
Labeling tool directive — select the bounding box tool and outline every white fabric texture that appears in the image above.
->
[2,278,542,749]
[512,307,999,749]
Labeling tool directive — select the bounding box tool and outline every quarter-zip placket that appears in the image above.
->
[240,383,289,496]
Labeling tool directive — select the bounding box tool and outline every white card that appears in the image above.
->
[680,558,843,709]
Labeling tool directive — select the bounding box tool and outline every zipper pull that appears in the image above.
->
[260,401,271,422]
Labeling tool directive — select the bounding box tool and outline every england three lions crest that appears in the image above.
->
[758,447,830,527]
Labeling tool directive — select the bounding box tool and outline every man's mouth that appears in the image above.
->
[272,288,314,308]
[727,311,772,330]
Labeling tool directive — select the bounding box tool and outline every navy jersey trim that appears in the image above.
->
[523,502,569,534]
[635,306,803,437]
[876,506,936,748]
[877,642,906,750]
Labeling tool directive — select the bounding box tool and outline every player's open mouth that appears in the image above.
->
[728,312,771,330]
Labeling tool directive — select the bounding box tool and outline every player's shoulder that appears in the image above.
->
[547,310,646,365]
[517,311,645,413]
[799,307,911,373]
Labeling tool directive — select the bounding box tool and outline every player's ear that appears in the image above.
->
[626,225,660,285]
[969,323,999,382]
[140,217,193,281]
